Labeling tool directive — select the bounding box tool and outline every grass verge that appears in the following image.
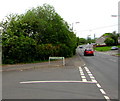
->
[94,45,120,51]
[94,46,111,51]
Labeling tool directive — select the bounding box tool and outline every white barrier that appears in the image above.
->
[49,57,65,66]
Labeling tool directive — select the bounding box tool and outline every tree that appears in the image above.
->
[104,37,115,46]
[1,4,78,64]
[103,31,119,45]
[78,38,86,45]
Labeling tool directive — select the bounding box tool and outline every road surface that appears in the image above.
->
[2,45,119,100]
[78,45,118,100]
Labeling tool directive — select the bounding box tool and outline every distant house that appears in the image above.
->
[95,36,109,45]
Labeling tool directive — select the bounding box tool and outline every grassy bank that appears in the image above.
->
[94,45,120,51]
[94,46,111,51]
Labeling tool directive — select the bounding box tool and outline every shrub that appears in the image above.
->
[2,36,36,64]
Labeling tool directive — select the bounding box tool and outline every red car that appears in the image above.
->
[84,49,94,56]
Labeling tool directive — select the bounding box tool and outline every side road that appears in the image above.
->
[2,53,85,72]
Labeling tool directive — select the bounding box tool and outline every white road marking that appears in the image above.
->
[20,80,97,84]
[91,79,97,82]
[88,74,93,76]
[104,95,110,101]
[84,69,89,71]
[87,71,92,74]
[100,89,106,94]
[79,67,82,69]
[89,76,95,79]
[79,70,83,72]
[79,67,87,82]
[84,67,88,70]
[83,66,111,100]
[96,83,101,88]
[82,79,87,82]
[80,73,84,75]
[79,71,83,72]
[81,76,86,78]
[20,66,111,100]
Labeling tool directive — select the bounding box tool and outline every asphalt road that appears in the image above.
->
[2,45,119,100]
[78,45,118,100]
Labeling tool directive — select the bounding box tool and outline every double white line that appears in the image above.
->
[79,66,110,101]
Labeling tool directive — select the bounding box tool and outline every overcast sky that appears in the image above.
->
[0,0,119,38]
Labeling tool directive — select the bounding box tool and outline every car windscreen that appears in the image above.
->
[85,49,93,51]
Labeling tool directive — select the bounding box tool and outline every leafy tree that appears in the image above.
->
[1,4,78,64]
[103,31,119,45]
[104,37,115,46]
[78,38,86,45]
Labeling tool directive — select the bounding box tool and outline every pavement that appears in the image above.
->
[1,54,85,72]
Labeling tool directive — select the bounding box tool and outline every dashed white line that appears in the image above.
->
[88,73,93,76]
[82,79,87,82]
[80,73,84,75]
[87,71,92,74]
[79,67,87,82]
[96,83,101,88]
[100,89,106,94]
[89,76,95,79]
[81,76,86,78]
[104,95,110,100]
[80,73,85,76]
[91,79,97,82]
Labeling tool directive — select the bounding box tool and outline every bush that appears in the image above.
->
[2,36,36,64]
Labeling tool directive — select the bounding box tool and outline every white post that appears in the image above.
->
[49,58,50,65]
[63,57,65,66]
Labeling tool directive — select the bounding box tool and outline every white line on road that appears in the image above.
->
[83,66,111,100]
[79,67,87,82]
[81,76,86,79]
[96,83,101,88]
[20,80,97,84]
[82,79,87,82]
[87,71,92,74]
[80,73,84,75]
[104,95,110,101]
[88,73,93,76]
[100,89,106,94]
[89,76,95,79]
[91,79,97,82]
